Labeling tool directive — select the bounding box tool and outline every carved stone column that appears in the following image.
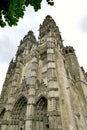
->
[25,49,38,130]
[47,36,62,130]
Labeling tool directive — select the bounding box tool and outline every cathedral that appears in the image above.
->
[0,15,87,130]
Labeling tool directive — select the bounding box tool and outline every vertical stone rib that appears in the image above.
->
[25,49,38,130]
[47,36,62,130]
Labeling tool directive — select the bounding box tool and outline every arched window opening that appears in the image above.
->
[69,49,73,53]
[65,50,68,54]
[12,96,27,130]
[35,97,49,130]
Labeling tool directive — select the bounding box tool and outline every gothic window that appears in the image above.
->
[12,96,27,130]
[35,97,49,130]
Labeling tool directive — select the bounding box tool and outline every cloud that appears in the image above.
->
[0,35,16,63]
[0,63,9,92]
[78,15,87,33]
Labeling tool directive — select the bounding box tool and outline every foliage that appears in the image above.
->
[0,0,54,27]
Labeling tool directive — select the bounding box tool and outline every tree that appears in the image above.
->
[0,0,54,27]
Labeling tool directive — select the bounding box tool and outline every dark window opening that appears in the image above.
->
[46,124,49,129]
[69,49,73,53]
[65,50,68,54]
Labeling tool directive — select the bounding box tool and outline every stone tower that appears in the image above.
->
[0,15,87,130]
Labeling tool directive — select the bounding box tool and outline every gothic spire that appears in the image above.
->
[39,15,60,38]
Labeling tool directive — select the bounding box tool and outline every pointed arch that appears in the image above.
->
[11,96,27,130]
[34,96,49,130]
[36,94,47,104]
[13,94,27,109]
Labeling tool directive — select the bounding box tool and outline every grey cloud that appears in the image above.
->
[0,35,17,63]
[78,15,87,33]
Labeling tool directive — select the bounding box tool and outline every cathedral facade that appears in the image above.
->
[0,15,87,130]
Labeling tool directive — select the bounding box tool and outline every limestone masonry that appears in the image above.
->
[0,15,87,130]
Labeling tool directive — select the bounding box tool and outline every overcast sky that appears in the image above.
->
[0,0,87,93]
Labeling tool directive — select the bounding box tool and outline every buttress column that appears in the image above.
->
[25,48,38,130]
[47,35,62,130]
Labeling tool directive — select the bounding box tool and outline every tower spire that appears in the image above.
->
[39,15,63,48]
[39,15,59,37]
